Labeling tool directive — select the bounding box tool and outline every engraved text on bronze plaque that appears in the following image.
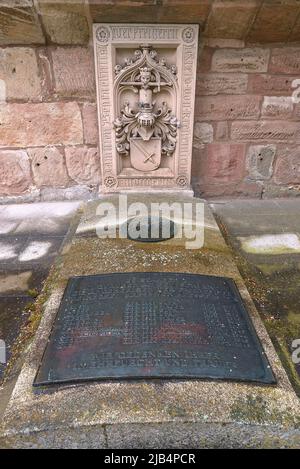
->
[34,273,275,386]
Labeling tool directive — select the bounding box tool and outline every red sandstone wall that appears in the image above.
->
[0,41,299,200]
[0,45,99,202]
[192,42,300,198]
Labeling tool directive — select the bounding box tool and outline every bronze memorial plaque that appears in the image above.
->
[34,272,276,386]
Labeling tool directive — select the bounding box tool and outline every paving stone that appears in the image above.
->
[0,236,29,265]
[0,296,31,380]
[0,201,78,386]
[0,221,19,235]
[0,271,32,296]
[1,201,80,220]
[14,217,71,237]
[18,236,64,267]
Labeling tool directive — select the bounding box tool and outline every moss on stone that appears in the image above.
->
[231,394,300,427]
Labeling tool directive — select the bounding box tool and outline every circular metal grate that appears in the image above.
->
[126,215,175,242]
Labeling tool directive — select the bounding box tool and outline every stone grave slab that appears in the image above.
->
[1,197,299,449]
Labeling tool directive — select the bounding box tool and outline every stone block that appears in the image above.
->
[273,145,300,185]
[28,146,69,188]
[65,146,100,185]
[90,0,211,24]
[270,48,300,75]
[0,47,42,101]
[215,122,229,141]
[159,1,211,23]
[191,145,206,181]
[82,103,98,145]
[262,184,300,199]
[196,73,248,95]
[0,150,31,195]
[40,185,97,202]
[246,145,276,180]
[204,0,258,40]
[199,143,246,183]
[37,48,53,100]
[0,3,45,45]
[0,102,83,147]
[37,1,90,45]
[247,2,299,43]
[51,47,95,98]
[247,74,297,96]
[290,12,300,41]
[294,102,300,118]
[193,122,213,149]
[197,180,263,198]
[212,48,270,73]
[195,95,261,121]
[231,121,300,143]
[205,38,245,49]
[197,46,214,73]
[261,97,294,119]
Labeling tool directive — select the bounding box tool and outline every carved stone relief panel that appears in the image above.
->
[93,24,199,192]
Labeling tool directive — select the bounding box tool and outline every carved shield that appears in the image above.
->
[130,137,161,172]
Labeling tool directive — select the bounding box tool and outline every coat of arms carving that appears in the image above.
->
[113,45,180,173]
[93,23,199,192]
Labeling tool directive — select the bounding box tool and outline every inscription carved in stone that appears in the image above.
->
[93,24,199,192]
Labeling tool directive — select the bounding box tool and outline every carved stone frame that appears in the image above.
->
[93,23,199,193]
